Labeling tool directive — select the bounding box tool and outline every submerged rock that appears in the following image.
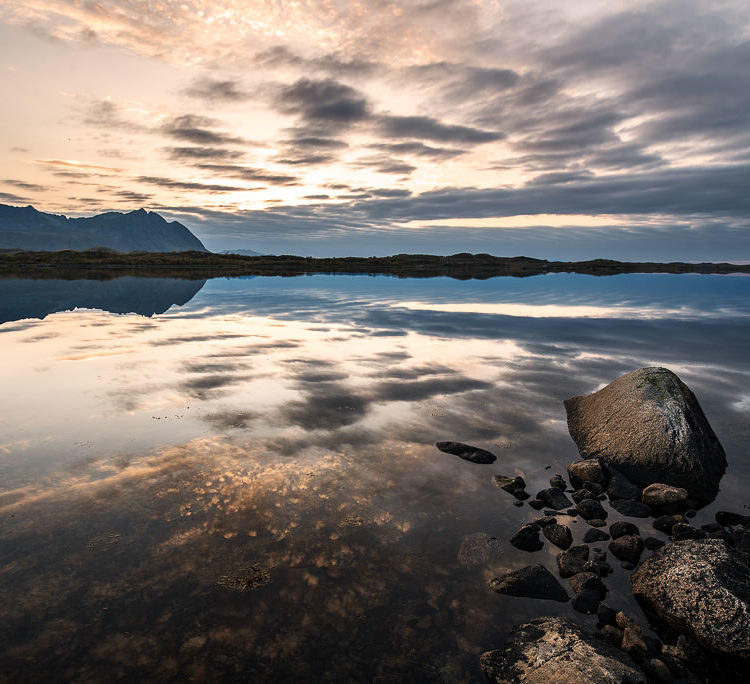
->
[564,367,726,502]
[558,545,590,578]
[610,499,651,518]
[480,617,646,683]
[490,564,569,602]
[457,532,503,568]
[510,524,544,552]
[495,474,526,493]
[537,487,573,511]
[632,539,750,657]
[436,441,496,464]
[543,523,573,550]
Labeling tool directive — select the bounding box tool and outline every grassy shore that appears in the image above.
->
[1,248,749,280]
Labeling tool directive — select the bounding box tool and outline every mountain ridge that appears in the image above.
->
[0,204,207,252]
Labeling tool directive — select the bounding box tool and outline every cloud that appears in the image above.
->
[166,146,245,161]
[184,77,249,101]
[0,191,26,203]
[194,164,299,186]
[376,115,503,144]
[135,176,248,193]
[275,78,370,127]
[253,45,378,76]
[369,142,465,159]
[3,179,46,192]
[35,159,123,173]
[161,114,246,145]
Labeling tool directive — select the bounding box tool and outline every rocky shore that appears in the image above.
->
[439,367,749,683]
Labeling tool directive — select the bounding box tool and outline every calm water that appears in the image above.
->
[1,273,749,682]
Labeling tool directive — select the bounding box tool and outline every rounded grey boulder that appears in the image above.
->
[480,616,646,683]
[564,367,726,502]
[631,539,750,658]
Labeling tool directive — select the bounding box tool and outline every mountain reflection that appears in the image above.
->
[1,273,749,681]
[0,276,205,323]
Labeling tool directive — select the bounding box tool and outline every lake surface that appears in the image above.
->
[1,272,749,682]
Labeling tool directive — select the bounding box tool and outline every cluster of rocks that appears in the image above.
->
[448,367,750,683]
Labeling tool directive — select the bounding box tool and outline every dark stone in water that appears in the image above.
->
[533,516,557,527]
[582,560,602,575]
[610,521,640,540]
[653,514,687,534]
[671,523,706,541]
[640,658,673,683]
[567,458,606,488]
[489,564,569,602]
[610,499,651,518]
[564,367,727,502]
[480,617,646,684]
[543,523,573,550]
[495,474,525,493]
[512,488,529,500]
[566,508,579,517]
[598,604,618,628]
[584,528,611,543]
[528,499,544,510]
[577,498,608,520]
[587,518,607,528]
[601,624,625,647]
[436,441,496,464]
[606,466,642,501]
[643,537,666,550]
[641,483,688,507]
[557,544,590,578]
[684,508,696,518]
[715,510,748,526]
[510,524,544,552]
[550,474,567,490]
[609,534,644,564]
[512,500,523,507]
[701,522,723,533]
[537,487,573,511]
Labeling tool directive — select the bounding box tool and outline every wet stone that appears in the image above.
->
[512,488,529,500]
[510,524,544,552]
[583,528,611,543]
[489,564,569,602]
[716,510,748,526]
[609,521,640,539]
[543,523,573,550]
[597,604,618,628]
[494,474,526,493]
[549,474,566,490]
[576,498,608,520]
[566,508,579,517]
[567,459,606,488]
[582,560,601,575]
[653,514,687,534]
[528,499,544,510]
[622,626,648,662]
[700,522,723,533]
[643,537,666,550]
[671,523,707,541]
[512,500,523,507]
[610,499,651,518]
[532,516,556,528]
[601,624,625,647]
[457,533,503,568]
[606,466,642,501]
[684,508,696,518]
[641,483,688,507]
[609,534,644,564]
[436,441,496,464]
[641,658,673,683]
[537,487,573,511]
[557,544,590,578]
[569,571,606,598]
[587,518,607,528]
[582,480,605,497]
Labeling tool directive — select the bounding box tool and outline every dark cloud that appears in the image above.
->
[353,155,416,175]
[376,115,503,144]
[3,179,46,192]
[136,176,248,192]
[275,78,370,125]
[161,114,245,145]
[0,191,26,203]
[112,190,153,203]
[280,385,371,431]
[184,77,248,101]
[194,163,299,186]
[370,142,465,159]
[180,373,250,399]
[371,376,493,402]
[254,46,377,76]
[166,146,245,161]
[83,100,144,132]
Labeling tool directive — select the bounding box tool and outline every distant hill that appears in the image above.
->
[0,204,206,252]
[221,248,264,256]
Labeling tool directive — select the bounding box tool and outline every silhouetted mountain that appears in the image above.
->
[221,248,264,256]
[0,277,206,324]
[0,204,206,252]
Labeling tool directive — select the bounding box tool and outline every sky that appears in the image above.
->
[1,0,749,259]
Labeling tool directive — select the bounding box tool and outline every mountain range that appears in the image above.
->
[0,204,206,252]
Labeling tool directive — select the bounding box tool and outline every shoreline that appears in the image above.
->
[1,249,750,280]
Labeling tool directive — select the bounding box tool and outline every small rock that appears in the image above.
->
[622,626,648,662]
[641,483,688,507]
[615,612,639,631]
[642,634,662,658]
[671,523,706,541]
[569,571,606,597]
[566,508,579,517]
[510,524,544,552]
[512,488,529,500]
[577,498,608,520]
[733,528,750,552]
[557,544,589,578]
[601,624,624,647]
[480,617,646,683]
[495,474,526,493]
[584,528,611,543]
[587,518,607,528]
[609,521,640,539]
[567,459,606,488]
[684,508,696,518]
[582,560,601,575]
[537,487,573,511]
[641,657,673,683]
[700,522,723,533]
[610,499,651,518]
[659,646,691,679]
[543,523,573,550]
[512,500,523,507]
[532,516,556,527]
[549,474,566,490]
[643,537,666,550]
[528,499,543,510]
[716,510,746,526]
[457,532,503,567]
[489,564,569,602]
[543,509,561,517]
[606,466,642,500]
[609,534,644,564]
[436,441,496,464]
[583,480,605,497]
[597,604,618,628]
[653,514,687,534]
[572,489,595,504]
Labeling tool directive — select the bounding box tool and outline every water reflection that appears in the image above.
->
[1,273,749,681]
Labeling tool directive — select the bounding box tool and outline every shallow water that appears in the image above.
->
[1,273,749,682]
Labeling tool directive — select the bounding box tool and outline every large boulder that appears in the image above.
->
[631,539,750,658]
[480,616,646,683]
[564,367,726,501]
